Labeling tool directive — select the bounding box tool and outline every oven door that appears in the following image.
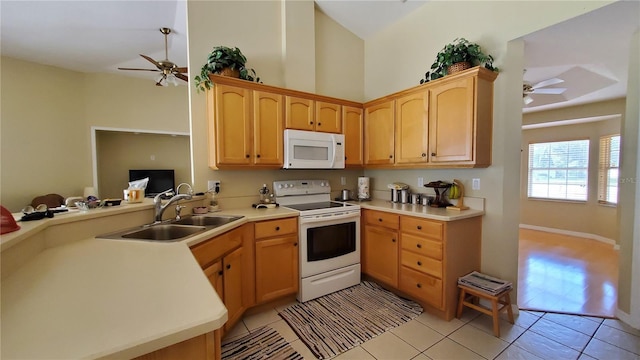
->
[299,210,360,278]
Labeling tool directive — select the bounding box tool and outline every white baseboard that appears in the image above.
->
[519,224,619,250]
[616,308,640,330]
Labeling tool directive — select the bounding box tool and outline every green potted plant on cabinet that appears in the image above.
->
[419,38,498,84]
[194,46,261,92]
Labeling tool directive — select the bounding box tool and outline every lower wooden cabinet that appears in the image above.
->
[361,209,482,320]
[222,247,245,330]
[254,217,299,303]
[134,331,219,360]
[362,210,399,287]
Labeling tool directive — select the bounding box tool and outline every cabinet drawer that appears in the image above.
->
[255,217,297,239]
[401,233,442,260]
[400,216,443,239]
[399,267,443,309]
[400,250,442,278]
[191,227,243,268]
[364,210,399,230]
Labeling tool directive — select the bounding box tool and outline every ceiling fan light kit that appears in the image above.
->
[118,27,188,87]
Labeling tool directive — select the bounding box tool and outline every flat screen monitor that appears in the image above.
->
[129,169,175,197]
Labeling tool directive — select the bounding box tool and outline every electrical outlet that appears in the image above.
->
[418,177,424,187]
[472,178,480,190]
[208,180,221,192]
[341,176,346,186]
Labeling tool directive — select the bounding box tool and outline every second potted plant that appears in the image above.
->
[419,38,498,84]
[194,46,260,92]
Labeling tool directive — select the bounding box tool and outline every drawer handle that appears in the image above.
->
[417,225,422,230]
[226,264,231,270]
[417,261,422,266]
[416,283,422,288]
[417,244,422,249]
[275,226,280,231]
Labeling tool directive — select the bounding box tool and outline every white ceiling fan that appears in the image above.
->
[523,77,567,105]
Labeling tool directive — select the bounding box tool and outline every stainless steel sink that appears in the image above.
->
[97,215,244,242]
[120,224,207,241]
[171,215,243,227]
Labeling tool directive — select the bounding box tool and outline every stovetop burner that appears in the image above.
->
[284,201,354,211]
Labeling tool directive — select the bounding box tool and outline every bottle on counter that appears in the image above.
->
[259,184,270,204]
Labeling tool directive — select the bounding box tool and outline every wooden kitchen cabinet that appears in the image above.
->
[207,83,283,168]
[134,331,219,360]
[222,247,245,330]
[254,217,299,303]
[343,105,364,166]
[363,100,395,165]
[203,260,224,300]
[315,101,342,133]
[285,96,314,131]
[395,90,429,164]
[361,209,399,287]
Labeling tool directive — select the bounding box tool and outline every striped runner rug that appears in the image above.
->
[279,281,423,359]
[221,326,302,360]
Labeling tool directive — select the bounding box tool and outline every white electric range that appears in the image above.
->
[274,180,361,302]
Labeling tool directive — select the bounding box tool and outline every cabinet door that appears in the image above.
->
[395,91,429,164]
[285,96,314,131]
[203,260,224,300]
[362,225,398,287]
[364,101,395,165]
[315,101,341,133]
[223,247,244,331]
[253,90,284,165]
[255,235,299,303]
[343,106,363,166]
[429,76,475,163]
[212,84,252,165]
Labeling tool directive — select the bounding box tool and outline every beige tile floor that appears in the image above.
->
[223,301,640,360]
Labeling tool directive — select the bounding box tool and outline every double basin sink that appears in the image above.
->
[97,215,244,242]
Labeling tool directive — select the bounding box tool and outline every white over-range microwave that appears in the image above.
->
[283,129,345,169]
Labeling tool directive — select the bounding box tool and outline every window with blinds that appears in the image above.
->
[528,139,590,201]
[598,134,620,205]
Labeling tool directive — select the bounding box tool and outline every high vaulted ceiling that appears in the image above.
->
[1,1,638,112]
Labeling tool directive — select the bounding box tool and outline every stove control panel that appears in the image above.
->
[273,180,331,197]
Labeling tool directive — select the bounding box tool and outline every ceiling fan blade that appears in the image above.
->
[140,54,161,69]
[174,67,188,73]
[118,67,160,72]
[532,87,567,95]
[174,73,188,82]
[524,95,534,105]
[532,78,564,89]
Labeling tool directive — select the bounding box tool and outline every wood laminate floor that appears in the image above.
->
[518,228,619,318]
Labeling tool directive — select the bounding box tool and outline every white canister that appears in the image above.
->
[123,188,144,203]
[357,177,370,200]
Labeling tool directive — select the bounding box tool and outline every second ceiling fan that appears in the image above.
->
[118,27,188,86]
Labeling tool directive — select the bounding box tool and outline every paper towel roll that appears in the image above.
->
[357,177,370,200]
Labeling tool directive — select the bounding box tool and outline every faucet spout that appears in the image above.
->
[154,185,193,222]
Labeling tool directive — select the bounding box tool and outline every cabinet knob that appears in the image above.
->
[218,271,223,276]
[417,243,422,249]
[431,152,436,156]
[378,218,383,222]
[246,154,250,158]
[256,154,261,158]
[392,238,396,243]
[421,153,426,157]
[389,155,393,159]
[417,225,422,230]
[226,264,231,270]
[318,122,322,126]
[416,283,422,288]
[417,261,422,266]
[275,226,280,231]
[310,121,314,125]
[294,243,298,247]
[345,156,348,160]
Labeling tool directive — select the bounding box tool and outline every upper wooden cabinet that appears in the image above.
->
[363,67,497,168]
[208,83,283,169]
[364,100,395,165]
[285,97,342,133]
[395,91,429,164]
[343,106,364,167]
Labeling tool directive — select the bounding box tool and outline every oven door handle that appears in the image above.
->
[300,212,360,224]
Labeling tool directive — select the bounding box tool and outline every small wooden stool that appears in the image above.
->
[456,284,514,337]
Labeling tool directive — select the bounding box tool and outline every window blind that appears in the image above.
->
[528,139,589,201]
[598,134,620,204]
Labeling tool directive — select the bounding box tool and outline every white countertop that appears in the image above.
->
[0,199,481,359]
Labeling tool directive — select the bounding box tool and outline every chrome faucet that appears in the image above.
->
[154,183,193,222]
